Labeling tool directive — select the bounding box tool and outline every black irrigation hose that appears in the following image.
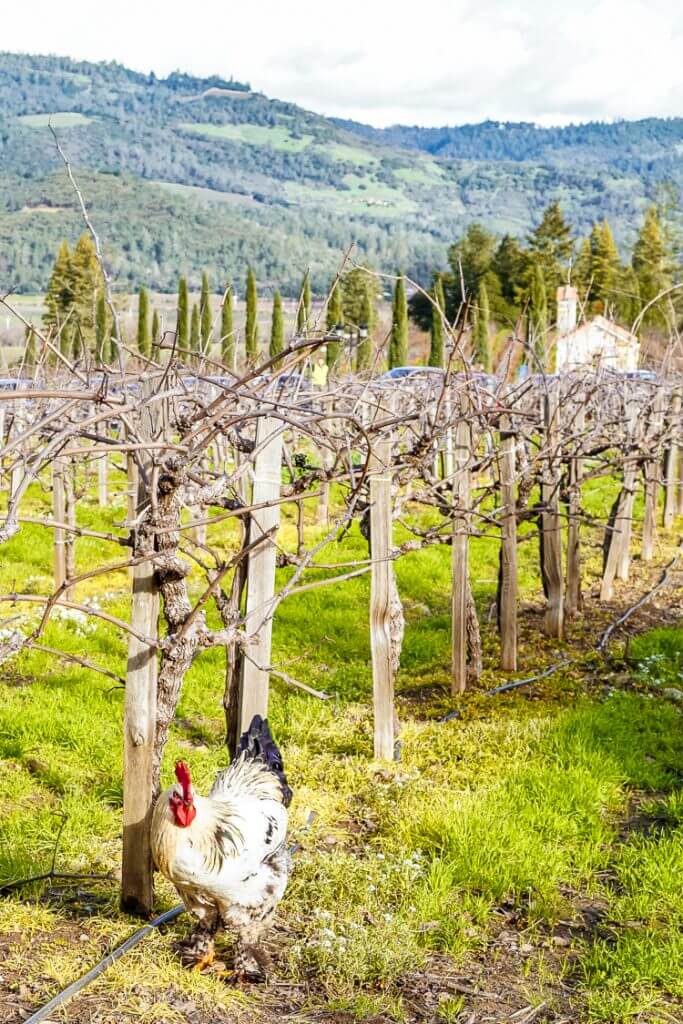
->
[23,905,184,1024]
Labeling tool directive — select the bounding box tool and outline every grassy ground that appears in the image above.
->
[0,466,682,1024]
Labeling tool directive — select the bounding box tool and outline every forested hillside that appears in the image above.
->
[1,52,681,294]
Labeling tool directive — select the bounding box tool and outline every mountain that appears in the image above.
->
[1,52,681,295]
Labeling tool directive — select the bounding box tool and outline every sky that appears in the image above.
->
[4,0,683,128]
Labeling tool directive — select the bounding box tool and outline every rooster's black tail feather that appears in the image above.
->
[237,714,292,807]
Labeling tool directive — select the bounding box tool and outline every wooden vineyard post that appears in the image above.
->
[368,416,396,758]
[52,456,67,591]
[616,399,640,582]
[499,416,517,671]
[64,458,77,588]
[566,399,585,617]
[663,391,681,529]
[642,388,664,561]
[541,388,563,637]
[452,408,471,692]
[238,416,284,734]
[121,384,160,917]
[97,422,109,507]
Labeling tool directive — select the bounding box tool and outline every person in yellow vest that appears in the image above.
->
[311,353,329,390]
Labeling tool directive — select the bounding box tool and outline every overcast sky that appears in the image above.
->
[5,0,683,127]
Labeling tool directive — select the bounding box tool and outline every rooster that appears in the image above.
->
[151,715,292,980]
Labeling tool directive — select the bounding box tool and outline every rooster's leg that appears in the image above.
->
[234,939,269,983]
[177,919,218,971]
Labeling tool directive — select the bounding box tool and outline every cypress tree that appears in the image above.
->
[296,269,311,334]
[429,276,446,368]
[151,308,160,346]
[71,233,101,349]
[616,265,642,328]
[388,275,408,369]
[220,284,235,369]
[527,201,573,297]
[137,287,150,357]
[176,276,189,353]
[24,326,37,367]
[356,281,374,372]
[95,292,108,365]
[245,267,259,363]
[591,220,621,314]
[528,264,548,368]
[270,290,284,358]
[200,271,212,353]
[473,281,492,372]
[190,302,200,364]
[326,280,344,369]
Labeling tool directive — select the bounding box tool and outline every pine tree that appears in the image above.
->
[95,292,108,365]
[616,265,642,327]
[270,290,284,358]
[591,221,621,314]
[388,275,408,369]
[326,280,344,369]
[71,233,101,347]
[527,201,573,298]
[632,206,671,330]
[528,264,548,368]
[137,287,150,357]
[473,281,492,372]
[245,267,259,362]
[220,284,235,369]
[296,269,311,334]
[200,271,212,354]
[190,302,200,364]
[429,276,445,368]
[176,276,189,353]
[356,282,374,372]
[44,241,74,331]
[573,237,594,303]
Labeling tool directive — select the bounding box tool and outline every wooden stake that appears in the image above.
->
[499,419,517,671]
[541,389,563,637]
[663,392,681,529]
[98,423,109,507]
[452,411,471,692]
[369,419,395,758]
[121,385,160,918]
[616,401,640,582]
[52,457,67,592]
[238,416,284,734]
[641,390,664,561]
[566,400,585,616]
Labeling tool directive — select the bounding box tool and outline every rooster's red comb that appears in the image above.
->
[174,760,192,798]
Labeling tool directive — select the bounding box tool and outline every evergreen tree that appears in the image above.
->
[472,281,492,372]
[151,309,160,351]
[326,280,344,369]
[388,275,408,369]
[190,302,200,363]
[429,275,446,368]
[527,201,573,298]
[200,271,212,353]
[573,237,594,302]
[23,326,37,367]
[270,290,284,358]
[616,265,642,326]
[176,276,189,353]
[590,220,621,314]
[71,233,101,347]
[95,291,108,365]
[632,206,671,330]
[245,267,259,362]
[528,264,549,367]
[492,234,527,307]
[341,267,379,327]
[220,284,235,369]
[137,287,150,357]
[44,241,74,331]
[356,282,374,372]
[296,269,312,334]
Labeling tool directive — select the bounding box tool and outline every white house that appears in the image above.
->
[554,286,640,372]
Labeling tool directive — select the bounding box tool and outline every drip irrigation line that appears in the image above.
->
[23,905,184,1024]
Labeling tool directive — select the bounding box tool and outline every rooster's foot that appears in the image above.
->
[176,928,215,970]
[234,943,269,983]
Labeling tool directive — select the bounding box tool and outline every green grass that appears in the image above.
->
[0,467,682,1020]
[16,112,93,129]
[177,122,314,151]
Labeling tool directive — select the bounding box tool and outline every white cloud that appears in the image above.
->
[4,0,682,126]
